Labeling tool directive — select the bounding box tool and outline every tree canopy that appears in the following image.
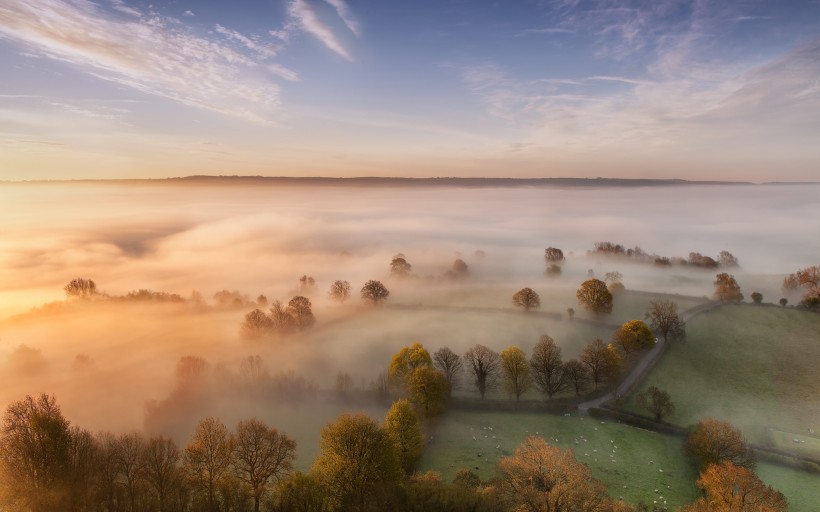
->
[713,273,744,302]
[360,280,390,305]
[612,320,655,354]
[500,346,533,401]
[512,287,541,312]
[463,344,501,399]
[686,418,755,472]
[529,335,566,399]
[328,280,351,304]
[647,299,685,342]
[576,279,613,316]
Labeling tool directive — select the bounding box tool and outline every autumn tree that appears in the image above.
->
[500,346,534,400]
[184,417,233,512]
[388,342,433,388]
[64,278,97,298]
[463,344,501,399]
[433,347,463,387]
[636,386,674,421]
[684,461,787,512]
[647,299,686,342]
[312,413,401,512]
[0,394,72,511]
[406,367,450,418]
[576,279,613,316]
[328,280,351,304]
[232,418,296,512]
[544,247,564,264]
[529,335,566,399]
[562,359,589,396]
[384,399,424,474]
[714,273,744,302]
[612,320,655,354]
[360,280,390,305]
[240,309,274,339]
[782,265,820,308]
[686,418,754,471]
[287,296,315,330]
[390,255,413,279]
[718,250,740,268]
[140,436,182,512]
[512,287,541,312]
[496,436,613,512]
[580,339,622,389]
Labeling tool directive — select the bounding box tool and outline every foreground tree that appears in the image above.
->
[312,413,400,512]
[647,299,685,342]
[433,347,463,387]
[140,436,182,512]
[496,436,613,512]
[360,280,390,306]
[684,461,787,512]
[406,367,450,418]
[240,309,274,339]
[287,296,316,330]
[500,346,533,400]
[0,394,72,511]
[612,320,655,354]
[388,343,433,388]
[512,287,541,312]
[529,335,566,399]
[463,344,501,399]
[636,386,674,421]
[384,400,424,474]
[714,273,744,302]
[686,418,754,471]
[184,417,233,512]
[328,280,351,304]
[232,418,296,512]
[576,279,613,316]
[64,278,97,298]
[562,359,589,396]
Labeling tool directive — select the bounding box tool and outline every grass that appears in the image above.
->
[627,305,820,446]
[757,462,820,512]
[418,409,699,509]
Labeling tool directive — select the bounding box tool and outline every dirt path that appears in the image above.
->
[578,300,723,413]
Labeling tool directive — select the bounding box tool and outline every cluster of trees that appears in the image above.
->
[391,253,471,282]
[783,265,820,309]
[240,297,316,338]
[544,246,564,277]
[588,242,739,270]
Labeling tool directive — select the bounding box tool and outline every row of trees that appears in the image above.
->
[587,242,740,270]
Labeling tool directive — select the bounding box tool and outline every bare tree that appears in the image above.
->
[562,360,589,396]
[115,432,145,512]
[647,299,685,342]
[269,300,296,333]
[240,309,274,339]
[360,280,390,306]
[232,418,296,512]
[463,344,500,399]
[636,386,674,422]
[328,280,351,304]
[184,417,233,512]
[140,436,182,512]
[287,296,315,330]
[433,347,463,387]
[529,335,566,399]
[64,278,97,298]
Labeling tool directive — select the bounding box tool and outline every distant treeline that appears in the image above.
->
[588,242,740,269]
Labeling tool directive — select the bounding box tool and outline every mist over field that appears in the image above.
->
[0,181,818,443]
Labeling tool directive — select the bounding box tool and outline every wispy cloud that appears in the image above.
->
[323,0,360,37]
[733,15,772,22]
[288,0,353,61]
[0,0,287,123]
[514,27,573,37]
[182,10,195,18]
[588,75,655,86]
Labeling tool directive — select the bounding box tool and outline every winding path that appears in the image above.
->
[578,300,724,413]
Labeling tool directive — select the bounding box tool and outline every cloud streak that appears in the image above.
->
[0,0,286,123]
[288,0,353,61]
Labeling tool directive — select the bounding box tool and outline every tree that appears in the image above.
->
[312,412,400,512]
[718,250,740,268]
[612,320,655,354]
[545,264,562,277]
[576,279,613,316]
[496,436,613,512]
[751,292,763,304]
[463,344,501,399]
[390,256,412,279]
[686,418,754,471]
[298,275,316,294]
[566,307,575,320]
[544,247,564,263]
[529,335,566,399]
[636,386,674,421]
[0,394,72,511]
[184,417,233,512]
[562,359,589,396]
[500,346,534,400]
[240,309,274,339]
[684,461,787,512]
[779,297,788,307]
[114,431,145,512]
[232,418,296,512]
[269,300,296,332]
[275,471,330,512]
[384,400,424,474]
[433,347,463,387]
[512,287,541,312]
[389,343,433,388]
[287,296,316,330]
[451,258,469,278]
[328,280,351,304]
[360,280,390,305]
[64,278,97,298]
[406,367,450,418]
[580,339,621,389]
[66,426,97,512]
[140,436,182,512]
[714,273,743,302]
[782,266,820,308]
[647,299,685,342]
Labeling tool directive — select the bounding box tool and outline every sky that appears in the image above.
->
[1,0,819,181]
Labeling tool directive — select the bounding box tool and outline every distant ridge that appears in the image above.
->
[5,175,817,187]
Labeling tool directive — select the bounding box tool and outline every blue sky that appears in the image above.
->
[1,0,819,180]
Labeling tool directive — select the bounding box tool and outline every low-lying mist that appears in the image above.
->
[0,181,817,455]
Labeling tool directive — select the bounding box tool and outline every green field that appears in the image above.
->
[627,305,820,445]
[418,409,699,509]
[757,462,820,512]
